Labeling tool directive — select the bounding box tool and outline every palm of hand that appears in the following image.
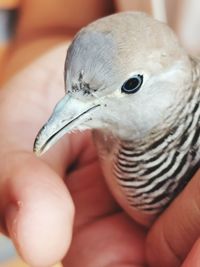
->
[62,132,146,266]
[0,45,146,267]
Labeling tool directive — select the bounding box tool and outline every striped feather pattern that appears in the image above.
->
[95,57,200,215]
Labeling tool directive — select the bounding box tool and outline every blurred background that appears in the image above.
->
[0,0,200,266]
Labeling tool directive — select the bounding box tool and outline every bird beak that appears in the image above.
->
[33,94,100,156]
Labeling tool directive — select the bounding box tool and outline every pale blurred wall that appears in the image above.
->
[178,0,200,55]
[116,0,200,56]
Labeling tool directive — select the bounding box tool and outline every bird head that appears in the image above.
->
[34,12,192,155]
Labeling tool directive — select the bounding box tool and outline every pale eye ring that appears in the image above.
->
[121,74,143,94]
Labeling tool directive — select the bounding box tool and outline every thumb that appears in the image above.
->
[146,170,200,267]
[181,238,200,267]
[0,151,74,267]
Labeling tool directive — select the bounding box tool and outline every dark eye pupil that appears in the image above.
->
[122,75,143,94]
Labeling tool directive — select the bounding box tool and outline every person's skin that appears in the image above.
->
[0,44,147,267]
[1,1,200,266]
[0,0,114,83]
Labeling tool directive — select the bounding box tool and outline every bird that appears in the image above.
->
[33,12,200,226]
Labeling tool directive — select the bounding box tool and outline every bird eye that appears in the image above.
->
[121,75,143,94]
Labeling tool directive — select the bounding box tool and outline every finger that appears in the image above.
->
[181,239,200,267]
[63,213,146,267]
[0,44,77,267]
[64,132,146,267]
[0,43,96,178]
[146,169,200,267]
[0,43,71,171]
[43,130,99,179]
[66,158,119,228]
[0,151,74,267]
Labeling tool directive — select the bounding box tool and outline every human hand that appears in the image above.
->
[146,168,200,267]
[1,43,200,267]
[0,44,146,267]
